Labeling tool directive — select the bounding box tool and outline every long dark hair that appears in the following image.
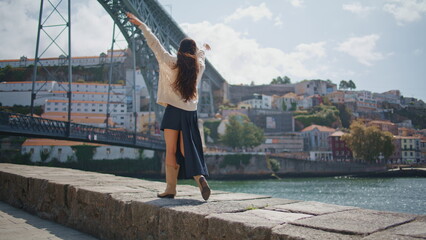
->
[173,38,199,102]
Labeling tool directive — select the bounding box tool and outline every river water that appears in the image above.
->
[181,177,426,215]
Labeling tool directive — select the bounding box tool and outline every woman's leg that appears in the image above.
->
[157,129,180,198]
[180,130,211,200]
[164,129,179,167]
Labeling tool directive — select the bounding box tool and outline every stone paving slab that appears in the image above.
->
[206,209,313,240]
[266,200,359,215]
[362,216,426,240]
[271,224,362,240]
[0,201,97,240]
[292,208,417,235]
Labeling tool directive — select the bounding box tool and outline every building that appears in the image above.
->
[355,90,378,112]
[421,140,426,163]
[327,91,345,104]
[389,137,402,164]
[295,80,337,97]
[309,151,333,161]
[301,124,336,151]
[41,112,115,128]
[247,109,294,134]
[398,136,422,163]
[329,131,353,161]
[240,94,272,109]
[367,120,398,135]
[0,81,125,107]
[256,133,304,153]
[229,84,295,104]
[0,49,127,68]
[21,138,153,162]
[373,90,401,105]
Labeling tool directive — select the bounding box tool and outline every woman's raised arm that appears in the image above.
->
[126,12,174,66]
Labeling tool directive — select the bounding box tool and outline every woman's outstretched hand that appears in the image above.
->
[203,43,211,51]
[126,12,143,27]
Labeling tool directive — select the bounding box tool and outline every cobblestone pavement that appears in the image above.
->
[0,201,98,240]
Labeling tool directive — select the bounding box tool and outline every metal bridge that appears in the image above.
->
[0,0,227,150]
[0,111,165,150]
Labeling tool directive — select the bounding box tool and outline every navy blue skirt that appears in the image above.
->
[160,104,209,179]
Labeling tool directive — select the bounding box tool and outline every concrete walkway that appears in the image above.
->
[0,201,97,240]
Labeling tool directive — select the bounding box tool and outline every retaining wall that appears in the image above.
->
[0,163,425,240]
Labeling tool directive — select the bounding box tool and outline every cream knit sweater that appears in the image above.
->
[138,23,205,111]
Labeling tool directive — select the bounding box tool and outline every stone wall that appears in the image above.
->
[204,153,387,178]
[1,163,424,240]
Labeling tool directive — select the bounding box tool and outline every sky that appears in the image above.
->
[0,0,425,101]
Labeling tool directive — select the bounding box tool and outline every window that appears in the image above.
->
[106,148,111,154]
[120,148,124,153]
[58,148,62,155]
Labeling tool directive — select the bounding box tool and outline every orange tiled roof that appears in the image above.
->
[22,138,104,146]
[369,120,396,126]
[301,124,336,132]
[330,131,345,137]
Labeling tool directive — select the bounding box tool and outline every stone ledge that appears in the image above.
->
[0,163,425,240]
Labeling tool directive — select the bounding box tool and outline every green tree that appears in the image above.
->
[339,80,348,90]
[242,121,264,149]
[348,80,356,90]
[342,121,395,163]
[221,115,243,149]
[290,102,297,111]
[281,101,287,111]
[221,115,264,150]
[271,75,291,84]
[334,103,352,128]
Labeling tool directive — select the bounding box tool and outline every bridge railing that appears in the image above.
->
[0,111,165,150]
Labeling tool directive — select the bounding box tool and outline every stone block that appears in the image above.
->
[271,224,362,240]
[292,209,417,235]
[267,201,358,215]
[362,217,426,239]
[207,209,312,240]
[209,192,270,202]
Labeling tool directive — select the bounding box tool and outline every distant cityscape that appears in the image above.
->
[0,50,425,165]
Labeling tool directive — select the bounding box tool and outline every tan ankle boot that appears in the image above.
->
[194,175,211,201]
[157,165,179,198]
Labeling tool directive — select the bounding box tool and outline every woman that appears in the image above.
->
[127,12,211,200]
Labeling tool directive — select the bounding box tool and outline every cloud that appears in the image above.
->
[289,0,304,8]
[224,3,273,23]
[413,48,423,56]
[342,2,374,15]
[181,21,327,85]
[274,15,283,26]
[0,0,114,59]
[337,34,385,66]
[383,0,426,25]
[0,0,39,59]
